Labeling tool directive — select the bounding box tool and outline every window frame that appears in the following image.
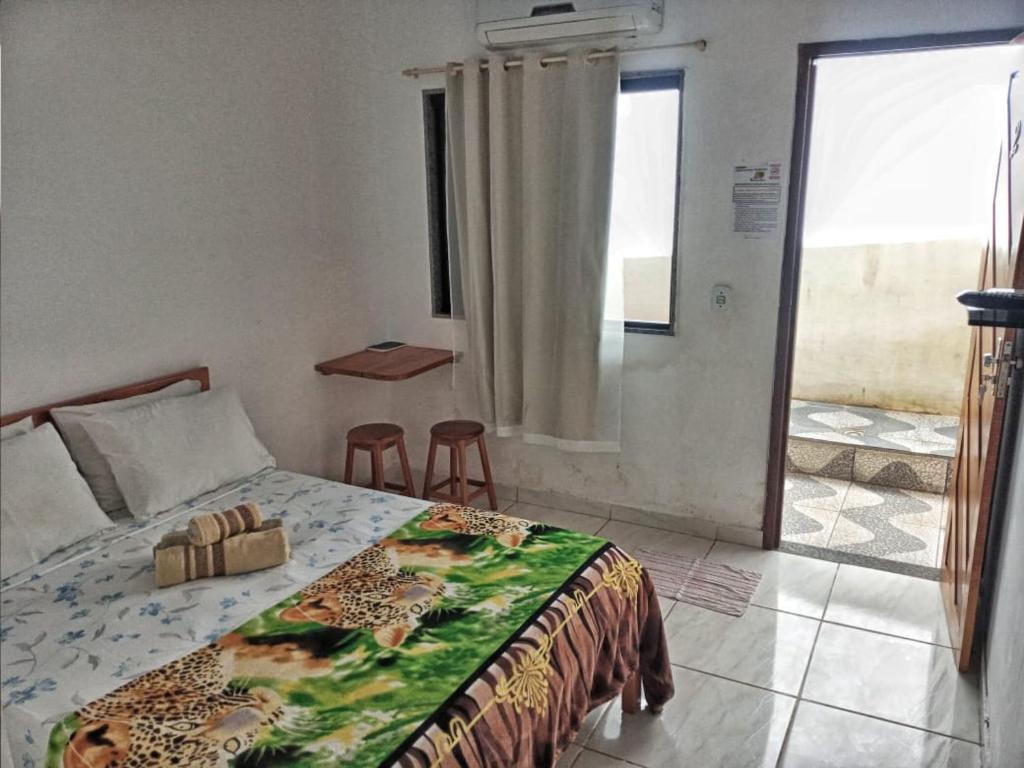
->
[618,69,684,336]
[423,88,452,318]
[422,69,684,334]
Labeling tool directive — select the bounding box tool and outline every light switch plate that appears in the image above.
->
[711,284,732,311]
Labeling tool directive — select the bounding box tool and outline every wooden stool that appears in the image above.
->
[344,423,415,496]
[422,420,497,510]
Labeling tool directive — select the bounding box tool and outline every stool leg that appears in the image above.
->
[344,442,356,485]
[449,446,458,495]
[456,441,470,505]
[396,438,415,497]
[370,446,386,492]
[422,436,438,499]
[477,435,498,511]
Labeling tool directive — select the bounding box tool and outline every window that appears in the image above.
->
[423,71,683,333]
[612,71,683,333]
[423,89,453,317]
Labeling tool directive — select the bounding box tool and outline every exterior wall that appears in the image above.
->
[624,257,673,325]
[792,240,981,415]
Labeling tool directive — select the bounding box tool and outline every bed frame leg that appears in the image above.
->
[621,671,641,715]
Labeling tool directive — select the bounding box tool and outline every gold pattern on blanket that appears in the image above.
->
[494,634,553,715]
[601,557,643,600]
[429,553,644,767]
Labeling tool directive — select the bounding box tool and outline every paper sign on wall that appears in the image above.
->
[732,162,783,239]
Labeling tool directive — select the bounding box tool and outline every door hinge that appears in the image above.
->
[980,337,1023,399]
[994,338,1022,399]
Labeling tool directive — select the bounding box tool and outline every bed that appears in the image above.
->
[0,368,673,767]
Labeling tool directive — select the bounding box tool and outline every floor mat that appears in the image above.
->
[637,548,762,617]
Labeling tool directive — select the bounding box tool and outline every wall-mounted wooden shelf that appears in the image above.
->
[315,346,454,381]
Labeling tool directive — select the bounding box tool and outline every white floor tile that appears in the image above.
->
[658,596,676,620]
[802,624,980,742]
[518,487,610,517]
[664,603,819,695]
[572,748,633,767]
[704,542,837,619]
[556,744,584,767]
[585,667,795,768]
[595,520,714,560]
[574,701,611,745]
[510,502,607,535]
[825,565,949,645]
[779,701,980,768]
[496,497,517,513]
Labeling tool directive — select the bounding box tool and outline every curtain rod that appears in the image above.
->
[401,39,707,79]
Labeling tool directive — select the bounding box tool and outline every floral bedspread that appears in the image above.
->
[1,470,431,768]
[42,504,612,767]
[1,471,674,768]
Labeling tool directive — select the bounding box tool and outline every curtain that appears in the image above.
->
[446,50,623,452]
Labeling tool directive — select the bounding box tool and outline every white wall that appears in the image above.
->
[350,1,1023,534]
[2,1,1021,536]
[0,0,391,478]
[792,240,980,415]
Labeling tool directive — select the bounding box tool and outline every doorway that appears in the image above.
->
[764,30,1022,578]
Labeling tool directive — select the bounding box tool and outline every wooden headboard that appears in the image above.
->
[0,367,210,428]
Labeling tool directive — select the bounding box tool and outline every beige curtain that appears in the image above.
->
[446,50,623,451]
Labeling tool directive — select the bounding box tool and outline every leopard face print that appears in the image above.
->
[63,643,284,768]
[419,505,533,547]
[279,544,445,648]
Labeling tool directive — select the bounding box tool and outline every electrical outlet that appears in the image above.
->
[711,284,732,312]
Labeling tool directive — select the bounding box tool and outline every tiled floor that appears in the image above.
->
[790,400,958,457]
[780,473,945,573]
[495,495,980,768]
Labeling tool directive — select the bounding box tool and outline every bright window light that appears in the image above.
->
[608,75,681,329]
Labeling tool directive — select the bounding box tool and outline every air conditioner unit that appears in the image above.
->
[476,1,664,49]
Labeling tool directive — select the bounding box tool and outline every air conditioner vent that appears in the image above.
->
[477,1,663,50]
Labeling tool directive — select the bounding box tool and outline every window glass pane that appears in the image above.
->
[609,85,679,326]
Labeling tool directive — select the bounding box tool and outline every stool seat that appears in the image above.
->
[430,420,484,440]
[343,422,414,497]
[422,420,496,510]
[347,422,404,446]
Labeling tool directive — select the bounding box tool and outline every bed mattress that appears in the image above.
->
[1,470,672,767]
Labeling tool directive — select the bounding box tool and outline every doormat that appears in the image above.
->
[636,548,762,617]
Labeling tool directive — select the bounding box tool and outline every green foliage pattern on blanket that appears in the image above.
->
[47,505,606,768]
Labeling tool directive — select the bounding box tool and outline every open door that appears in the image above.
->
[942,67,1024,671]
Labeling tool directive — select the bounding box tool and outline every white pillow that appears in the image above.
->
[0,423,114,580]
[52,379,201,518]
[80,387,276,519]
[0,416,34,441]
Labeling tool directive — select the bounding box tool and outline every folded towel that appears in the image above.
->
[187,502,264,546]
[154,519,289,588]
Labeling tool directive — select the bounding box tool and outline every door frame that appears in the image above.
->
[763,27,1023,549]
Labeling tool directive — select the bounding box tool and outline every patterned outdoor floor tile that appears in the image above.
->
[790,400,957,458]
[825,483,945,567]
[852,449,949,494]
[786,439,856,480]
[842,484,945,528]
[782,474,846,547]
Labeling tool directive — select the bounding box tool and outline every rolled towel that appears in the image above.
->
[154,519,289,588]
[187,502,264,546]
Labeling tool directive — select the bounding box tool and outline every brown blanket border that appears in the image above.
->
[380,541,616,766]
